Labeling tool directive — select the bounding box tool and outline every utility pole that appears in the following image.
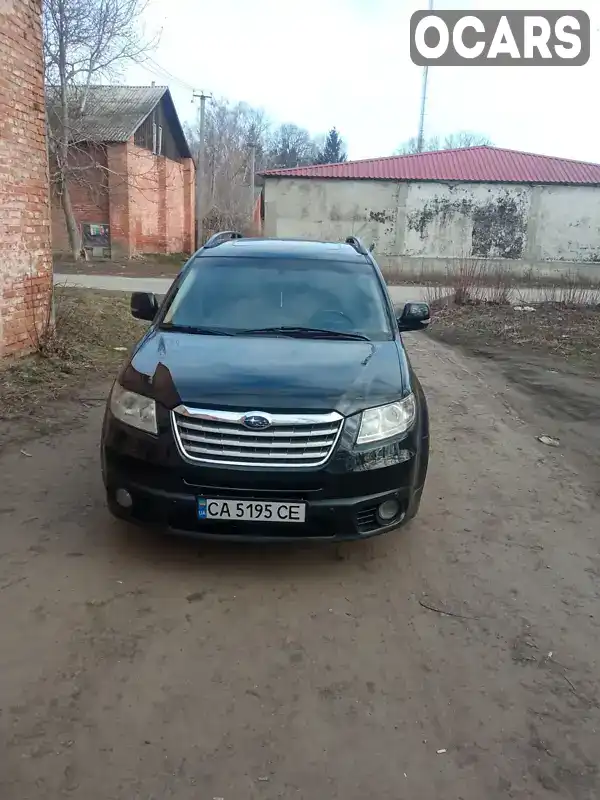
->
[417,0,434,153]
[248,142,256,229]
[193,91,210,247]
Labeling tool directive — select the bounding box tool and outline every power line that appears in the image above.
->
[148,58,196,91]
[193,91,211,248]
[139,63,170,85]
[139,56,196,93]
[140,62,182,88]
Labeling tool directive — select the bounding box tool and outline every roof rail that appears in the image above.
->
[203,231,244,249]
[345,236,369,256]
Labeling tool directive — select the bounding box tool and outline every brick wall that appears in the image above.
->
[127,143,194,255]
[0,0,52,358]
[51,144,109,253]
[127,144,162,254]
[55,140,195,258]
[106,143,130,258]
[182,158,194,252]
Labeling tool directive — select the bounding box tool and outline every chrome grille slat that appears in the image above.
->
[172,406,344,468]
[179,431,335,449]
[184,444,330,460]
[177,421,340,438]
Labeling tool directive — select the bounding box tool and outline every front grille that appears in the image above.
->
[172,406,344,468]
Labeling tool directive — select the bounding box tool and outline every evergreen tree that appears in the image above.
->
[316,128,347,164]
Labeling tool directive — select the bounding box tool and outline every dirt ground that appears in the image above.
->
[1,326,599,799]
[426,303,600,480]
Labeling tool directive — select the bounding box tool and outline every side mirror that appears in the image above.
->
[397,301,430,332]
[131,292,158,321]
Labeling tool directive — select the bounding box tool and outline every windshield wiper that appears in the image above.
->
[238,326,371,341]
[159,323,235,336]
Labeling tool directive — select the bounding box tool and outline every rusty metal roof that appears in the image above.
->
[262,146,600,185]
[48,85,167,142]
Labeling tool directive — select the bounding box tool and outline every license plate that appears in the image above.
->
[198,498,306,523]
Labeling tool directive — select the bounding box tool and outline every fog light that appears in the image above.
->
[115,488,133,509]
[377,498,401,522]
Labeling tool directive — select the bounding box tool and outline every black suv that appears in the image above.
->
[101,233,430,542]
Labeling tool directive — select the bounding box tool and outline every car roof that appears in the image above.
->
[196,238,368,263]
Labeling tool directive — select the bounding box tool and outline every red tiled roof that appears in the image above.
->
[261,146,600,185]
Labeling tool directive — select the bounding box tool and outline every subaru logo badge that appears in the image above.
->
[242,412,272,430]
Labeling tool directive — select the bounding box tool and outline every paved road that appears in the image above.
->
[54,273,434,303]
[54,272,566,306]
[53,273,433,304]
[54,272,176,295]
[1,334,598,799]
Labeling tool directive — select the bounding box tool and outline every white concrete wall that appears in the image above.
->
[403,183,531,259]
[533,185,600,263]
[263,178,400,254]
[263,177,600,277]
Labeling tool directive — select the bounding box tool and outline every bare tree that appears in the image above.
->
[43,0,157,259]
[395,131,491,155]
[266,123,319,170]
[442,131,492,149]
[187,99,327,238]
[396,135,440,155]
[186,98,271,237]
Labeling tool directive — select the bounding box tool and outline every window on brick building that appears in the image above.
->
[158,126,163,155]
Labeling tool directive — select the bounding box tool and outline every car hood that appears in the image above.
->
[121,330,408,416]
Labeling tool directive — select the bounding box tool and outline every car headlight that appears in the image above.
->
[356,395,416,445]
[110,383,157,434]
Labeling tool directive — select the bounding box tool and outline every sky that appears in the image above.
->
[126,0,599,163]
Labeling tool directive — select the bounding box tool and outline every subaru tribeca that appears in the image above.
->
[101,233,430,542]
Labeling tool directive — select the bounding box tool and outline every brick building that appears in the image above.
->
[49,86,195,258]
[0,0,52,357]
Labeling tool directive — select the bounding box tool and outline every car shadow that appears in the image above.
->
[98,508,406,582]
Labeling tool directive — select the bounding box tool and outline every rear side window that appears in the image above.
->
[162,256,392,340]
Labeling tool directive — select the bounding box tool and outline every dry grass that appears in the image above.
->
[516,277,600,307]
[398,257,600,309]
[383,258,600,293]
[423,283,454,306]
[427,302,600,369]
[0,287,147,438]
[418,256,514,307]
[447,256,513,305]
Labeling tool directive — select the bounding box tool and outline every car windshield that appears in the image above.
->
[160,256,392,340]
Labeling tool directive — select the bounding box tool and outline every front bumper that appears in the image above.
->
[104,477,417,542]
[101,410,425,543]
